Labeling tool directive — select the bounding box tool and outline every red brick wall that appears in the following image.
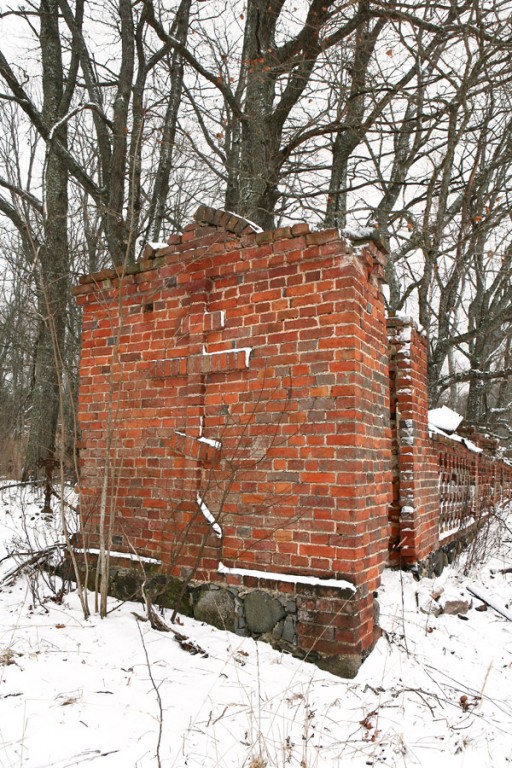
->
[74,207,512,668]
[388,317,439,564]
[388,316,512,565]
[74,207,392,667]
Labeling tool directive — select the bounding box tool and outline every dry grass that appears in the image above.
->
[0,647,19,666]
[248,759,267,768]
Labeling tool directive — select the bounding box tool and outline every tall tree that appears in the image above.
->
[146,0,382,229]
[0,0,72,478]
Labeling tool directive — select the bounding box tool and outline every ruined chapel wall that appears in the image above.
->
[74,212,392,667]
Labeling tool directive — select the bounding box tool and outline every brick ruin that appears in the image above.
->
[73,207,512,677]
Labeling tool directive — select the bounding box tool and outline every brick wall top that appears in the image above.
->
[429,430,501,461]
[72,206,388,296]
[387,314,427,339]
[192,205,261,235]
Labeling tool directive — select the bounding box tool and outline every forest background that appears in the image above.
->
[0,0,511,480]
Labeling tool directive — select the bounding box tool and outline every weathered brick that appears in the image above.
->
[75,208,406,671]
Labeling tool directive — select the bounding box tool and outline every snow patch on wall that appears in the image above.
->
[74,548,162,565]
[439,516,476,541]
[342,226,375,240]
[394,312,427,337]
[428,406,463,434]
[197,493,222,538]
[147,241,169,250]
[198,436,222,449]
[202,346,253,367]
[218,562,356,592]
[226,210,263,233]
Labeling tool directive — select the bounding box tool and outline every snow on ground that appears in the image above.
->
[1,483,512,767]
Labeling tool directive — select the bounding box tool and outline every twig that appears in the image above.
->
[0,544,64,585]
[0,481,39,492]
[137,621,163,768]
[50,486,79,513]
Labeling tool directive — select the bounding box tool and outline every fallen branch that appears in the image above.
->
[134,588,208,657]
[467,584,512,621]
[0,544,63,585]
[0,481,39,492]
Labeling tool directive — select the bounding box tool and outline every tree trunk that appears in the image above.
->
[23,0,69,480]
[237,1,281,229]
[324,11,384,229]
[147,0,191,242]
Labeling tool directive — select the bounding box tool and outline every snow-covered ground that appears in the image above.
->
[1,483,511,767]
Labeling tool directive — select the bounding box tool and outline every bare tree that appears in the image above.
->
[145,0,389,229]
[343,2,512,437]
[0,0,191,472]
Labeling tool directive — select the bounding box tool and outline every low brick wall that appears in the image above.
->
[388,315,512,567]
[436,434,512,545]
